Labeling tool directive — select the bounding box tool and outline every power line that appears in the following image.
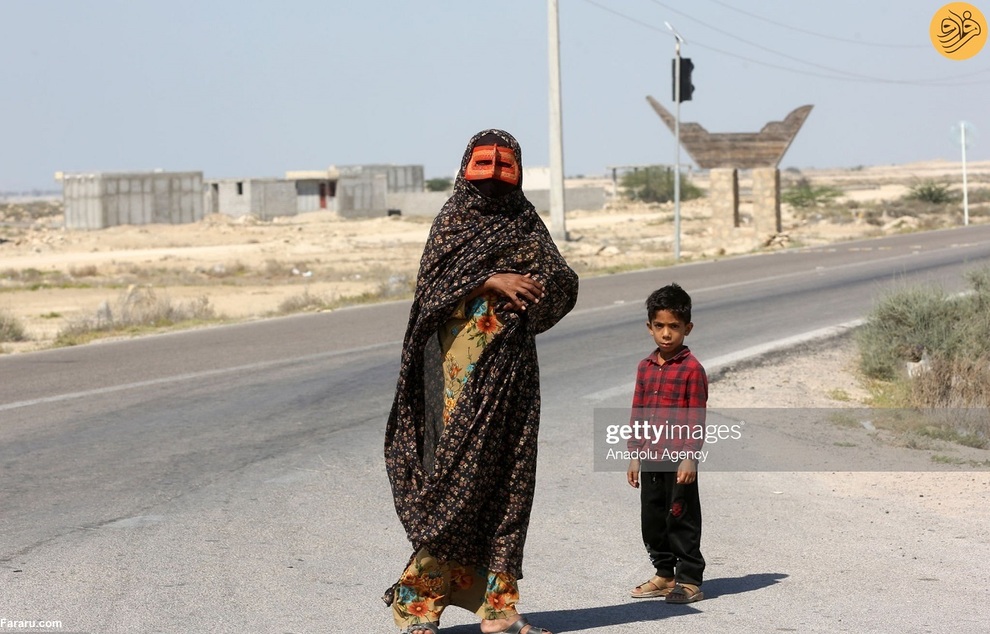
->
[703,0,928,49]
[578,0,990,86]
[646,0,989,84]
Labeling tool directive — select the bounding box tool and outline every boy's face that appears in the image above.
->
[647,309,692,358]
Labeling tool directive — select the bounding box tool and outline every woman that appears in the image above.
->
[384,129,578,634]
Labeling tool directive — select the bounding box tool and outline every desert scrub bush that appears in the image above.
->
[0,310,27,343]
[0,200,63,222]
[781,178,842,209]
[55,286,217,346]
[425,178,453,192]
[1,267,91,291]
[793,199,859,224]
[965,187,990,204]
[859,265,990,408]
[276,290,332,314]
[70,264,99,278]
[620,166,704,204]
[965,265,990,307]
[858,284,961,381]
[907,180,955,204]
[909,355,990,409]
[274,272,413,316]
[264,259,289,277]
[857,197,956,225]
[202,261,247,278]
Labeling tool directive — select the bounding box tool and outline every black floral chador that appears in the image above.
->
[384,129,579,602]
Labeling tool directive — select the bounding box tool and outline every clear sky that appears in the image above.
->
[2,1,988,192]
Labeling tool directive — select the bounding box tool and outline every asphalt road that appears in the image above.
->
[2,224,990,633]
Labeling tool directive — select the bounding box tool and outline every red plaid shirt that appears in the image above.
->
[627,346,708,456]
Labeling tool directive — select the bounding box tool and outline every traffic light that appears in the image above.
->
[672,57,694,102]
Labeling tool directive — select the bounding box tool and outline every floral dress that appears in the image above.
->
[392,293,520,627]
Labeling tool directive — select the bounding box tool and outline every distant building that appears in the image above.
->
[285,169,338,213]
[205,165,423,220]
[334,164,424,218]
[54,162,605,228]
[57,171,204,230]
[204,178,298,220]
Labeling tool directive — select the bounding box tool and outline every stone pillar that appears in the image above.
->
[708,168,739,241]
[751,167,781,234]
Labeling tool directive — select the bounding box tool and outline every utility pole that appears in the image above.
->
[666,22,684,261]
[548,0,568,241]
[961,121,970,226]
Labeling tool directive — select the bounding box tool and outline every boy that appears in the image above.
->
[626,283,708,604]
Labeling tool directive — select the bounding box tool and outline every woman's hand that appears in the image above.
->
[483,273,545,312]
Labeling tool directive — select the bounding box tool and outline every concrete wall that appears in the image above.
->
[213,180,252,217]
[210,179,299,220]
[336,173,388,218]
[386,191,450,217]
[386,165,424,193]
[337,165,423,191]
[524,186,607,214]
[253,180,298,220]
[62,171,203,230]
[62,176,102,230]
[380,186,608,219]
[334,165,423,218]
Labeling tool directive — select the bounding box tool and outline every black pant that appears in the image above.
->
[640,464,705,586]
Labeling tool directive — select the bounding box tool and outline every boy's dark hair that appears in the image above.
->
[646,283,692,323]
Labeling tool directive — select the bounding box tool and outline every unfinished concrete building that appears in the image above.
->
[286,170,337,213]
[334,164,424,218]
[58,171,204,230]
[204,178,299,220]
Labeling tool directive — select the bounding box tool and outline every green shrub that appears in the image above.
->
[620,166,703,204]
[857,284,960,381]
[858,265,990,408]
[907,180,955,204]
[781,178,842,208]
[425,178,453,192]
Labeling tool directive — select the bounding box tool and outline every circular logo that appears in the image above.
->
[931,3,987,60]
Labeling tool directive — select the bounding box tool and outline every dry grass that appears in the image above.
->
[54,285,219,347]
[854,266,990,454]
[273,270,414,315]
[0,310,27,345]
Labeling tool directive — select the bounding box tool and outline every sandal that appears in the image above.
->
[498,616,551,634]
[630,575,675,598]
[400,623,439,634]
[665,582,704,604]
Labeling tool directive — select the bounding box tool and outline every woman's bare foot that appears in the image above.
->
[480,615,551,634]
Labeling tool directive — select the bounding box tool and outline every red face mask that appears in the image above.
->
[463,144,520,186]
